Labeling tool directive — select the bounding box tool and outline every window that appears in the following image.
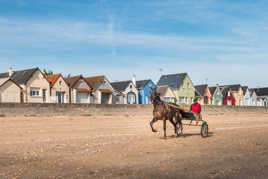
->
[130,85,133,89]
[30,88,40,96]
[179,97,184,104]
[163,97,168,102]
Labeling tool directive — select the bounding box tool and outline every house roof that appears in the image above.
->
[208,86,217,96]
[0,67,39,85]
[0,77,9,86]
[242,86,248,95]
[110,80,132,92]
[195,84,208,97]
[85,75,105,89]
[157,73,187,89]
[220,84,241,92]
[251,87,268,96]
[64,75,82,88]
[221,86,233,97]
[0,79,22,89]
[65,75,92,89]
[136,80,151,89]
[45,74,62,86]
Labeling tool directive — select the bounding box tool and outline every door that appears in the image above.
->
[127,92,136,104]
[56,92,65,103]
[101,93,110,104]
[76,93,89,103]
[56,92,62,103]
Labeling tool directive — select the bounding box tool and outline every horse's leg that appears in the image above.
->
[169,115,178,137]
[150,118,158,132]
[179,120,183,135]
[163,117,167,137]
[176,114,183,136]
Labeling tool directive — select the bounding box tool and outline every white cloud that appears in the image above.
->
[0,18,257,53]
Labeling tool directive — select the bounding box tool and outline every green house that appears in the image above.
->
[157,73,195,105]
[209,86,223,105]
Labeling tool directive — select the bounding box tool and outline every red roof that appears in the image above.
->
[45,74,62,86]
[85,75,104,89]
[64,75,92,89]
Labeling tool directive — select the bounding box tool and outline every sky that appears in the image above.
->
[0,0,268,87]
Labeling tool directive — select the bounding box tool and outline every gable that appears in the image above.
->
[214,87,223,97]
[178,75,195,91]
[74,79,90,89]
[244,89,250,97]
[124,82,138,94]
[97,78,114,92]
[53,76,69,89]
[0,80,21,92]
[223,89,234,98]
[26,70,50,87]
[164,87,176,98]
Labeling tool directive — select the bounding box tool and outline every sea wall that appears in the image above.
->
[0,103,268,117]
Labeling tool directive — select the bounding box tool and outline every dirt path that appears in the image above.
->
[0,113,268,178]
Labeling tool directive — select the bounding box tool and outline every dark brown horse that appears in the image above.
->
[149,87,183,137]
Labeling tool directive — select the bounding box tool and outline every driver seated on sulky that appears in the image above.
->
[190,97,202,125]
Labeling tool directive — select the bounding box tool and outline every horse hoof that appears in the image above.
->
[152,130,157,133]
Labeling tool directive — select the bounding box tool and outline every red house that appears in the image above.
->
[222,88,235,106]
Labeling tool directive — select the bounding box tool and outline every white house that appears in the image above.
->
[249,89,258,106]
[45,74,70,103]
[65,75,92,104]
[110,76,139,104]
[85,75,117,104]
[252,88,268,107]
[242,86,251,106]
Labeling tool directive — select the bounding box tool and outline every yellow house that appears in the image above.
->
[0,67,50,103]
[157,73,195,104]
[157,73,195,105]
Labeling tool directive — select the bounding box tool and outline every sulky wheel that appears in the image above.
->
[201,122,209,138]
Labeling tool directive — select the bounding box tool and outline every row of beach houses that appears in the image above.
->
[0,67,267,107]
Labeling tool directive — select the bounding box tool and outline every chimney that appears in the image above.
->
[9,66,14,77]
[132,75,136,87]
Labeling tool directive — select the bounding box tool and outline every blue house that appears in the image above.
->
[136,79,155,104]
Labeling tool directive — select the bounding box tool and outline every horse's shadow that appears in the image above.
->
[159,132,213,140]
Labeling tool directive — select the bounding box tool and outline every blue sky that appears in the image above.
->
[0,0,268,87]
